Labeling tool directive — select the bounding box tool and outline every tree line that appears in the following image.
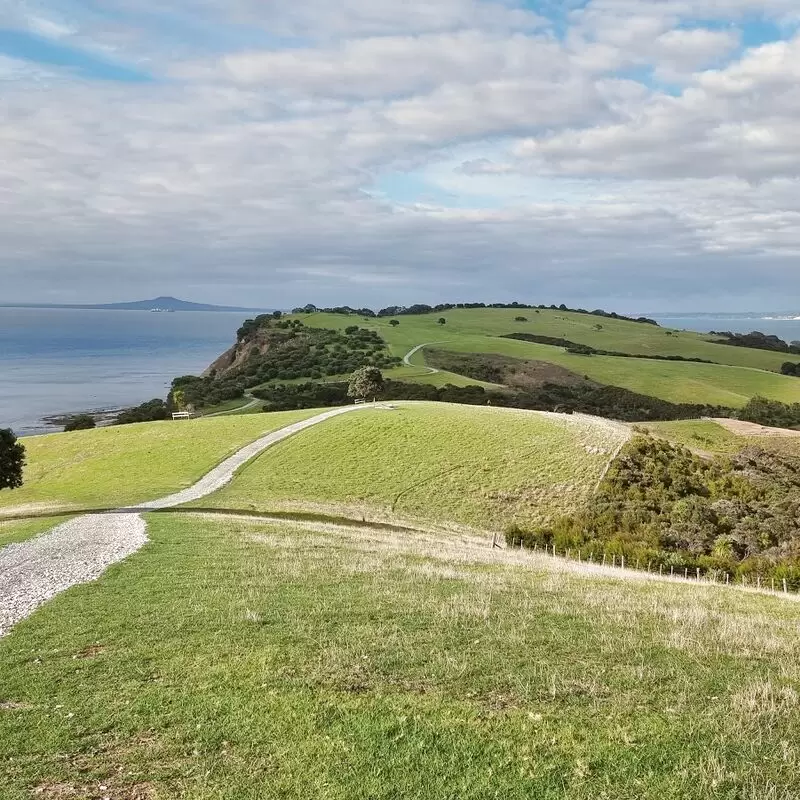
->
[291,302,659,326]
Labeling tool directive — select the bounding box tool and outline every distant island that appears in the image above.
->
[0,296,276,313]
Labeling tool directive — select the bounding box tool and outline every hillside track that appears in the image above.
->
[0,405,369,637]
[403,342,445,374]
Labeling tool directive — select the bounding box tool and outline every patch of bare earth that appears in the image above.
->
[711,418,800,437]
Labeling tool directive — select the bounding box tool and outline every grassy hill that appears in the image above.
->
[197,403,629,530]
[292,309,800,408]
[4,402,800,796]
[3,513,800,798]
[0,410,320,518]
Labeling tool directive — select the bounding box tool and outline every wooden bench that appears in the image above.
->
[172,411,191,420]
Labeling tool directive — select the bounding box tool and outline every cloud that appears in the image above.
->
[1,0,799,310]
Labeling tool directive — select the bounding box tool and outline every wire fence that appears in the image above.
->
[497,535,799,596]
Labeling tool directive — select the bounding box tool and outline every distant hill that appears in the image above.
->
[1,296,275,312]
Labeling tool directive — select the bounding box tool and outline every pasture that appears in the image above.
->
[0,410,321,517]
[293,310,800,408]
[2,513,800,799]
[199,403,628,530]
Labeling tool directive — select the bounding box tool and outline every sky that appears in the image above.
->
[2,0,800,312]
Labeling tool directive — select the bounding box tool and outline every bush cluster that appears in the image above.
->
[737,396,800,429]
[171,320,401,408]
[507,436,800,587]
[115,399,170,425]
[292,301,658,325]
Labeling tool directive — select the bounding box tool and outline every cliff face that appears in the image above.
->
[203,327,288,378]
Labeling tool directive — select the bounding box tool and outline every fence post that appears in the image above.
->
[602,553,607,566]
[659,564,663,576]
[635,559,640,571]
[621,556,625,570]
[670,566,674,576]
[684,568,688,580]
[552,544,556,557]
[566,549,571,560]
[771,577,775,592]
[783,579,788,594]
[725,573,730,585]
[612,555,616,568]
[757,576,761,590]
[492,532,498,549]
[577,549,582,563]
[696,568,700,581]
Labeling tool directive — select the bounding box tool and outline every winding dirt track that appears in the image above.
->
[0,405,369,636]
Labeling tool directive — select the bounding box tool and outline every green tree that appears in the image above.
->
[437,317,446,325]
[64,414,96,432]
[348,366,384,402]
[389,319,400,327]
[0,428,25,490]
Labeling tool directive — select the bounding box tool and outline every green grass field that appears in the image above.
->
[0,516,70,548]
[644,419,800,456]
[2,513,800,799]
[198,403,628,530]
[294,310,800,408]
[0,411,321,517]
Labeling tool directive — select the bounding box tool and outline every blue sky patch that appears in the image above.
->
[0,28,151,81]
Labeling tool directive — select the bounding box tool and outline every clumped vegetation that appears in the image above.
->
[738,396,800,429]
[426,351,731,421]
[63,414,96,432]
[502,333,715,363]
[710,330,800,355]
[298,300,659,325]
[781,361,800,376]
[509,436,800,586]
[0,428,25,491]
[114,398,170,425]
[171,319,400,409]
[252,374,728,422]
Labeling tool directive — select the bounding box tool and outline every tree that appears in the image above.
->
[348,366,384,402]
[0,429,25,490]
[514,316,528,322]
[272,310,283,319]
[389,319,400,327]
[437,317,446,325]
[64,414,96,432]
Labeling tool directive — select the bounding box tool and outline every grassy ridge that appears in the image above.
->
[0,411,321,516]
[294,310,800,408]
[199,403,628,529]
[297,308,795,371]
[2,513,800,798]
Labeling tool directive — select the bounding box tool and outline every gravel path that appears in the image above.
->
[403,343,444,374]
[0,405,368,637]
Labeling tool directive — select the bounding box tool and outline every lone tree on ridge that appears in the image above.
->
[437,317,446,325]
[0,428,25,491]
[348,366,384,403]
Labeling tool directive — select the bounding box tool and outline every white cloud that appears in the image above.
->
[1,0,799,309]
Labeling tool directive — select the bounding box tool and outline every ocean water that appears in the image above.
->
[1,308,244,436]
[651,315,800,341]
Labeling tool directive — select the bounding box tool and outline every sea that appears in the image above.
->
[2,308,799,438]
[1,308,245,436]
